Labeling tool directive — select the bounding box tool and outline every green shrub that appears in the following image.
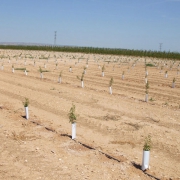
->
[146,63,155,67]
[143,134,152,151]
[109,77,114,87]
[68,104,77,124]
[23,98,29,107]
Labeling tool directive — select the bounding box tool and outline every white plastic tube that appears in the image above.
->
[172,82,175,88]
[145,78,147,84]
[109,86,112,94]
[58,77,61,83]
[72,123,76,139]
[145,94,148,102]
[141,151,150,171]
[81,81,84,88]
[25,107,29,120]
[40,73,43,79]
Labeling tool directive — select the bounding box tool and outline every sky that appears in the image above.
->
[0,0,180,52]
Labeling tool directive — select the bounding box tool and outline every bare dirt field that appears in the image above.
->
[0,49,180,180]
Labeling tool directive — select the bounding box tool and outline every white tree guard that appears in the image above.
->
[142,151,150,171]
[72,123,76,139]
[145,94,148,102]
[25,107,29,120]
[145,78,148,84]
[58,77,61,83]
[172,82,175,88]
[40,73,43,79]
[109,86,112,95]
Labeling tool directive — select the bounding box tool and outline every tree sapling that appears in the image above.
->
[23,98,29,120]
[68,104,77,139]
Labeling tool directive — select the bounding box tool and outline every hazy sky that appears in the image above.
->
[0,0,180,52]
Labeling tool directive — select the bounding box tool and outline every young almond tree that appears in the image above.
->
[58,71,63,83]
[23,98,29,120]
[145,81,149,102]
[102,64,105,77]
[145,65,148,76]
[24,68,27,76]
[34,60,36,67]
[145,74,148,84]
[68,104,77,139]
[83,66,87,74]
[142,134,152,171]
[44,63,46,68]
[12,64,14,73]
[69,66,72,72]
[77,72,85,88]
[55,63,58,70]
[165,71,168,78]
[109,77,114,95]
[172,78,176,88]
[1,63,3,70]
[39,66,43,79]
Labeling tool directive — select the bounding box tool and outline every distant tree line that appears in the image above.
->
[0,45,180,60]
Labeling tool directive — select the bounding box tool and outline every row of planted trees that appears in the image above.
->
[23,97,152,171]
[2,51,177,173]
[0,45,180,60]
[1,56,178,100]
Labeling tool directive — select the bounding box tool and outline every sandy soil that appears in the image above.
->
[0,49,180,180]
